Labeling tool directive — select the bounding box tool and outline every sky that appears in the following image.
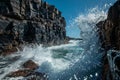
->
[44,0,116,38]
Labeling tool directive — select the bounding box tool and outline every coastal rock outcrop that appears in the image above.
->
[5,60,47,80]
[97,0,120,80]
[0,0,67,55]
[0,0,66,79]
[97,0,120,50]
[22,60,39,70]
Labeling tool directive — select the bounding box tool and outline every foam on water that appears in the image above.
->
[0,40,82,79]
[0,4,112,80]
[20,40,81,71]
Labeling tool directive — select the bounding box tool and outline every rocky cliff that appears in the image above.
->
[0,0,67,55]
[0,0,67,79]
[97,0,120,50]
[97,0,120,80]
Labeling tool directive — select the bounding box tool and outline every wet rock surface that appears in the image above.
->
[6,69,32,77]
[22,60,39,70]
[0,0,66,79]
[25,72,47,80]
[97,0,120,80]
[5,60,47,80]
[98,0,120,50]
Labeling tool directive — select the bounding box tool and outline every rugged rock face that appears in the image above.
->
[0,0,66,79]
[98,0,120,50]
[97,0,120,80]
[5,60,47,80]
[0,0,67,55]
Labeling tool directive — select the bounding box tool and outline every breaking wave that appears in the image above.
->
[0,4,112,80]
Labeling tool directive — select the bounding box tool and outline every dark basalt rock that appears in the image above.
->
[22,60,39,70]
[5,60,47,80]
[6,69,32,77]
[115,57,120,70]
[97,0,120,50]
[97,0,120,80]
[0,0,67,55]
[5,70,47,80]
[0,0,67,79]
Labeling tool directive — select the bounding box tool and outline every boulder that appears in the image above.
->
[5,70,47,80]
[22,60,39,70]
[6,69,32,77]
[5,60,47,80]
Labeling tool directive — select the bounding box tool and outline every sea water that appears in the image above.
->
[0,4,112,80]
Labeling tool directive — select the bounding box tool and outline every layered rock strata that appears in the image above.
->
[0,0,67,55]
[0,0,66,79]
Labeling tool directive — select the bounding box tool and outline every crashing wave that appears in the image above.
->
[0,3,113,80]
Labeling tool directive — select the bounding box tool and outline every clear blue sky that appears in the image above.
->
[44,0,116,38]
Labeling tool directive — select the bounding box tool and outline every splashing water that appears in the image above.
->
[0,4,112,80]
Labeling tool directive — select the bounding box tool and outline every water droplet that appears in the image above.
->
[95,73,98,76]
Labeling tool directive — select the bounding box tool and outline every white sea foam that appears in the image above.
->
[0,4,112,80]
